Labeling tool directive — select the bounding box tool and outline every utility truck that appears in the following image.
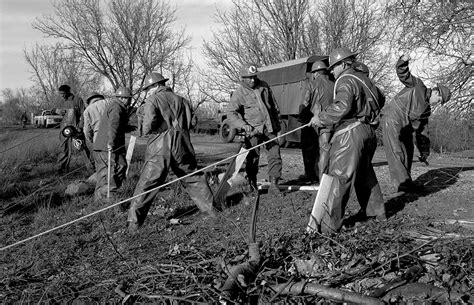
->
[219,55,328,147]
[34,110,63,128]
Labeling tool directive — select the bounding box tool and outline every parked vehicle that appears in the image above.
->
[218,55,329,146]
[34,110,63,128]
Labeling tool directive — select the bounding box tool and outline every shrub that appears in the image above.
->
[429,110,473,153]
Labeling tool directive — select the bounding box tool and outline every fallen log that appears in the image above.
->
[270,281,384,305]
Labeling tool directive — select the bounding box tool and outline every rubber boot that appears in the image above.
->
[268,176,282,196]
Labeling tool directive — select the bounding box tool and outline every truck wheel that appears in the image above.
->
[278,120,290,148]
[220,120,236,143]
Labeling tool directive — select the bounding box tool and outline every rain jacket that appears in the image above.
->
[319,69,385,129]
[382,57,431,130]
[315,67,385,233]
[381,57,432,187]
[226,80,280,134]
[299,73,335,123]
[83,98,114,143]
[128,86,214,226]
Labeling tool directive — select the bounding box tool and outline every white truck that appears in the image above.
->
[33,110,63,128]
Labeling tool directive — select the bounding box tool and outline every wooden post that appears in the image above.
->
[107,150,112,199]
[307,174,336,233]
[125,135,136,177]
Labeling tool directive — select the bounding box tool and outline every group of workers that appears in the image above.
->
[55,46,451,235]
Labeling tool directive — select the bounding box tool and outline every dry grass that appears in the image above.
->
[0,128,472,303]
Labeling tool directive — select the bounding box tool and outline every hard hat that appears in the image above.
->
[353,61,370,76]
[437,84,451,104]
[86,92,104,103]
[143,72,169,89]
[58,84,71,93]
[240,63,258,78]
[328,47,358,69]
[310,61,328,72]
[115,86,132,98]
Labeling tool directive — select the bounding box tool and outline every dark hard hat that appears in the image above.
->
[353,61,370,76]
[240,63,258,78]
[58,84,71,93]
[437,84,451,105]
[115,87,132,98]
[143,72,169,89]
[86,92,104,103]
[310,61,328,72]
[328,47,358,69]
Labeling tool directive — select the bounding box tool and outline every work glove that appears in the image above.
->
[310,115,323,128]
[73,138,83,150]
[242,124,254,135]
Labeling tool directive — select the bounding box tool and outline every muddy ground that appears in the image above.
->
[0,129,472,303]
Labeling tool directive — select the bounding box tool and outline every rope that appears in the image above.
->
[0,123,310,251]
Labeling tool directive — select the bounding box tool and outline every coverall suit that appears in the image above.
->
[83,97,113,144]
[93,99,128,201]
[226,80,282,187]
[381,57,431,189]
[128,86,214,226]
[299,73,335,180]
[57,94,94,173]
[316,68,386,233]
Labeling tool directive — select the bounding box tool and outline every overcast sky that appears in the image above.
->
[0,0,232,92]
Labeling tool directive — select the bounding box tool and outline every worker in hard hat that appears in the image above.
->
[83,92,113,144]
[127,72,216,233]
[93,87,131,202]
[299,60,334,182]
[57,84,94,174]
[381,54,451,193]
[225,63,283,194]
[310,47,386,233]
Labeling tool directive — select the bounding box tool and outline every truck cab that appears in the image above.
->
[34,110,63,128]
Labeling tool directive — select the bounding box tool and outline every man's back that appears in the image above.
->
[143,87,193,135]
[84,98,114,143]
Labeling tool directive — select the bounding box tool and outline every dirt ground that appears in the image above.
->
[0,128,472,303]
[188,133,474,222]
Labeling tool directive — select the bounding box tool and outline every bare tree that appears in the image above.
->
[0,88,36,123]
[386,0,473,116]
[33,0,191,106]
[202,0,394,96]
[24,43,101,109]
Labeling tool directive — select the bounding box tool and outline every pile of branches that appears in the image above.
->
[114,215,472,304]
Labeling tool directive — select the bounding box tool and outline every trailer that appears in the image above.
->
[219,55,328,146]
[258,55,328,147]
